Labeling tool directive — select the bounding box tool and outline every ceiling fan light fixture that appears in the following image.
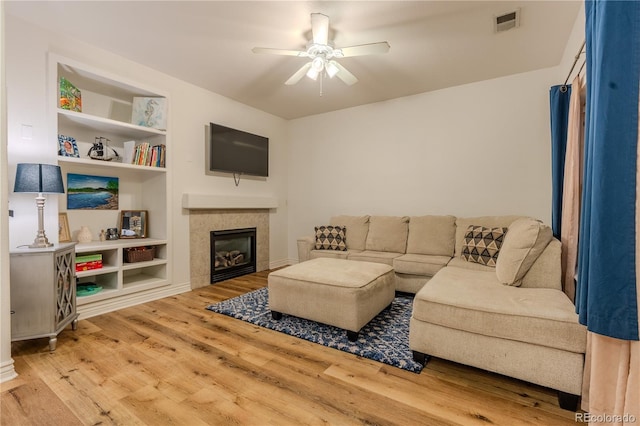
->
[306,66,320,80]
[307,57,325,80]
[311,57,325,71]
[326,61,340,78]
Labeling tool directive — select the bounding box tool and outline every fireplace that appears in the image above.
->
[210,228,256,283]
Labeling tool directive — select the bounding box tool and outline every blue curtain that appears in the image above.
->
[576,0,640,340]
[550,85,572,239]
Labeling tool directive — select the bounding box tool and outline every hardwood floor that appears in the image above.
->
[1,270,579,425]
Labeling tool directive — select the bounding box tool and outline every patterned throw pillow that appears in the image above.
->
[314,225,347,251]
[461,225,508,267]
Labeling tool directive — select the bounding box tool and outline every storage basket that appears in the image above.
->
[124,247,155,263]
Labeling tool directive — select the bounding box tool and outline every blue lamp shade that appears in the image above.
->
[14,163,65,194]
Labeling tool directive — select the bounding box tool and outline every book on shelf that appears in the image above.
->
[76,253,103,272]
[130,142,166,168]
[76,260,103,272]
[76,254,102,263]
[123,140,136,164]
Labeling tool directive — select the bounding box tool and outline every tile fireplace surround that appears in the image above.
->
[189,209,269,289]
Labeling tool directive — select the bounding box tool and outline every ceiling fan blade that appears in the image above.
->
[337,42,390,58]
[252,47,308,57]
[332,61,358,86]
[310,13,329,45]
[285,62,312,85]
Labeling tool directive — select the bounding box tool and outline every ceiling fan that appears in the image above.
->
[252,13,390,87]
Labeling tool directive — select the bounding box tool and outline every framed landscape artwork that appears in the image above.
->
[67,173,119,210]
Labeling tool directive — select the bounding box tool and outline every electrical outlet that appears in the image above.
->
[9,210,14,217]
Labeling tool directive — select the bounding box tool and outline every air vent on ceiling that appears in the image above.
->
[494,9,520,33]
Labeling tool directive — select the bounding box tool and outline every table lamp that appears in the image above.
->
[13,163,65,248]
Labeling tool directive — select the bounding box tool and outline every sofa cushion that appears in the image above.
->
[348,250,403,266]
[393,254,450,276]
[310,249,359,260]
[496,218,554,286]
[406,215,456,256]
[330,215,370,251]
[412,267,586,353]
[447,257,495,272]
[455,216,522,257]
[461,225,507,267]
[314,225,347,251]
[365,216,409,253]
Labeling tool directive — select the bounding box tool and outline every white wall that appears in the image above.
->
[287,67,560,259]
[557,4,586,86]
[4,16,290,292]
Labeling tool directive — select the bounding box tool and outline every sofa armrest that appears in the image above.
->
[297,235,315,262]
[520,239,562,290]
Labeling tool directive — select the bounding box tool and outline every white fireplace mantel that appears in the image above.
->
[182,193,278,210]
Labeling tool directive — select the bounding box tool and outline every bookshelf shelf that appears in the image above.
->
[57,156,166,177]
[58,109,166,139]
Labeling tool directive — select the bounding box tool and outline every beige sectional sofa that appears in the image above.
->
[296,214,587,410]
[298,214,456,293]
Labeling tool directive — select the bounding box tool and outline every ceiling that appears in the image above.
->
[5,1,581,120]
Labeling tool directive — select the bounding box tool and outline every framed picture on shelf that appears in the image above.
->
[58,135,80,157]
[106,227,119,240]
[59,77,82,112]
[120,210,148,239]
[131,97,167,130]
[67,173,119,210]
[58,213,71,242]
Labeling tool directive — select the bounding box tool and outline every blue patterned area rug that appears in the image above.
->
[206,287,424,373]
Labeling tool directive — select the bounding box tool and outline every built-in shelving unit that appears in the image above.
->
[74,239,168,305]
[49,54,172,317]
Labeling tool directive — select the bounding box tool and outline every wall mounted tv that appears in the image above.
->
[209,122,269,177]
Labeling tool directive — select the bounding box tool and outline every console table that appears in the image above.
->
[10,242,78,350]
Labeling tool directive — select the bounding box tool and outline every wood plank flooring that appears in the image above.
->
[1,270,580,425]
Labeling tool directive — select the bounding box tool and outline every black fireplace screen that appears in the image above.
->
[210,228,256,283]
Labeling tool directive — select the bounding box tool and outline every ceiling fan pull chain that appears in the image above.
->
[320,71,324,96]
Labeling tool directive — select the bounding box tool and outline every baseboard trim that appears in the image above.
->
[269,258,294,269]
[77,282,192,320]
[0,359,18,383]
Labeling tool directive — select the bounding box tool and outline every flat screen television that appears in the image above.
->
[209,122,269,177]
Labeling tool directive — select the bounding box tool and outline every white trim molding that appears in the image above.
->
[0,359,18,383]
[77,282,192,320]
[182,194,278,210]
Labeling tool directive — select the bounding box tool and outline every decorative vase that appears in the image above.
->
[77,226,92,243]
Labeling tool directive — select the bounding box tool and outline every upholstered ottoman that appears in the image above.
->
[268,258,395,341]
